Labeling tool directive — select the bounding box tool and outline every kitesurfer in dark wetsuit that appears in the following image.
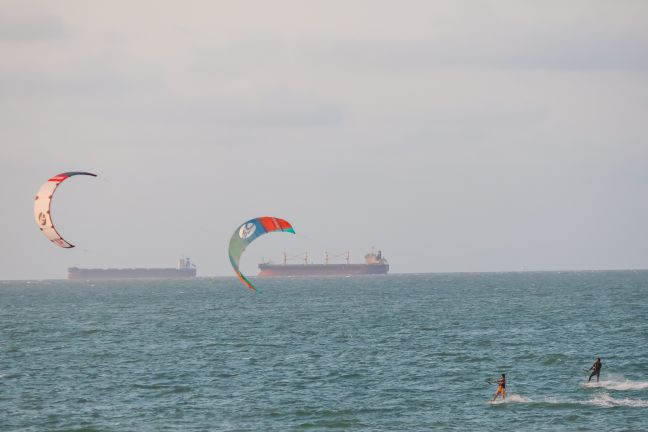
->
[588,357,602,382]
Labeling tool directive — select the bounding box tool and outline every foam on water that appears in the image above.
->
[489,394,531,405]
[580,374,648,391]
[490,393,648,409]
[584,393,648,408]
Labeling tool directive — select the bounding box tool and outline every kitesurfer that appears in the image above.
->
[491,374,507,401]
[588,357,602,382]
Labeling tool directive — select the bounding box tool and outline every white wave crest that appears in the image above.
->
[489,394,531,405]
[488,392,648,408]
[584,393,648,408]
[581,374,648,391]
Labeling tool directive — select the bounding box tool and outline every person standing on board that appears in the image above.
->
[491,374,507,401]
[588,357,602,382]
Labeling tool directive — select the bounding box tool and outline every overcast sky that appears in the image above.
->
[1,0,648,280]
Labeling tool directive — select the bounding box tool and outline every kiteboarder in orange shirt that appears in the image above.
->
[491,374,507,401]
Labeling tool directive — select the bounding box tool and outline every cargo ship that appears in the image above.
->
[258,248,389,277]
[67,258,197,280]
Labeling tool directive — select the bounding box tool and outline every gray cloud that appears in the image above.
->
[0,12,66,43]
[0,71,141,99]
[308,36,648,71]
[112,95,347,128]
[0,69,346,130]
[304,18,648,71]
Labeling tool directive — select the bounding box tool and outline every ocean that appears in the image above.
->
[1,272,647,431]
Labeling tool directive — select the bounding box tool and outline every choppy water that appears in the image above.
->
[1,272,648,431]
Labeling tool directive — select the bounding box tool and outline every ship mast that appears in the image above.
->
[304,251,308,265]
[325,251,329,265]
[345,251,350,264]
[283,251,287,265]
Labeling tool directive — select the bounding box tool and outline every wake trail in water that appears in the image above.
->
[584,393,648,408]
[488,394,531,405]
[489,393,648,408]
[580,374,648,391]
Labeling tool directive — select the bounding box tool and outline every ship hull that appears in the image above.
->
[68,267,196,280]
[258,263,389,277]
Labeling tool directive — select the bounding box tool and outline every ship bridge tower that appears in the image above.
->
[364,247,387,264]
[177,257,194,269]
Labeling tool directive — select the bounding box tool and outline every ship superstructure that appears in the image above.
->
[258,248,389,277]
[67,258,197,280]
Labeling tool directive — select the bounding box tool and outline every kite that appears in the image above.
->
[229,216,294,291]
[34,171,97,248]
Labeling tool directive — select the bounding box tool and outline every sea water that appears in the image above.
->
[1,272,647,431]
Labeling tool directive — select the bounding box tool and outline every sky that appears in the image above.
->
[1,0,648,280]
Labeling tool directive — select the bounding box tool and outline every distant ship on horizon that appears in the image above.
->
[68,258,197,280]
[258,248,389,277]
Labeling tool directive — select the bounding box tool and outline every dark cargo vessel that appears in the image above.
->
[68,258,196,280]
[258,249,389,277]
